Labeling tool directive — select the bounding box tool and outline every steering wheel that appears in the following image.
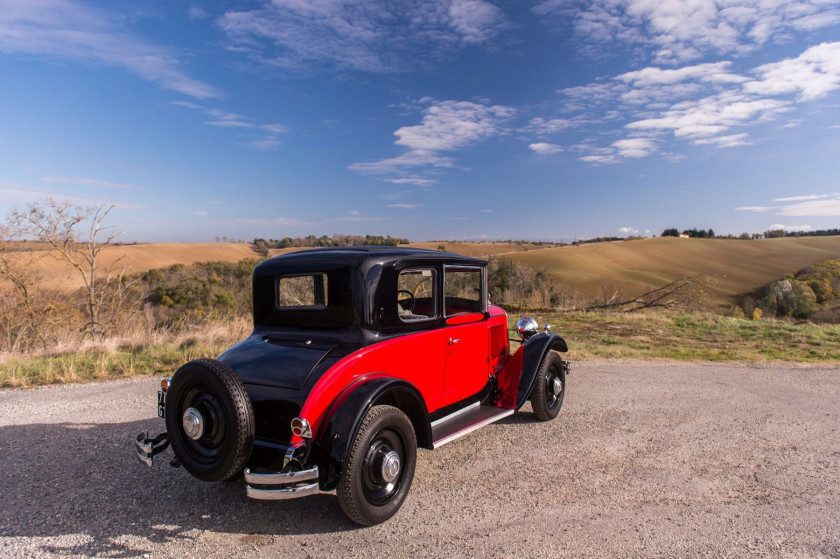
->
[397,289,416,312]
[412,276,432,298]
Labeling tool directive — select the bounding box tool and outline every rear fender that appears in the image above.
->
[314,376,431,490]
[515,333,568,411]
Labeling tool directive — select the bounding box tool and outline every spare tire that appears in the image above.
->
[165,358,255,482]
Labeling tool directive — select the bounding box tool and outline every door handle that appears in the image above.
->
[448,338,460,345]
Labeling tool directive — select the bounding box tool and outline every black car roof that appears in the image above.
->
[254,246,485,276]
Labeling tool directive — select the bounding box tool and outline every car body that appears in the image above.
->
[136,246,570,525]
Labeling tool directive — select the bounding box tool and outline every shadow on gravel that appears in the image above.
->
[0,420,362,557]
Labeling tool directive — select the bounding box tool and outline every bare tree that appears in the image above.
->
[584,276,716,313]
[10,199,136,340]
[0,231,49,349]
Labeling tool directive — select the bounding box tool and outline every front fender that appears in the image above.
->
[515,333,568,411]
[314,376,431,490]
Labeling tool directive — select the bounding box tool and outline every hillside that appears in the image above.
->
[12,237,840,305]
[15,243,295,291]
[509,236,840,306]
[13,241,549,291]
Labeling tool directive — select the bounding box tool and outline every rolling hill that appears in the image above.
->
[508,236,840,306]
[10,237,840,306]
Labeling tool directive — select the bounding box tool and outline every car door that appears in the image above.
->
[440,265,490,408]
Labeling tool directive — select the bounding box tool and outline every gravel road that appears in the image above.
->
[1,361,839,558]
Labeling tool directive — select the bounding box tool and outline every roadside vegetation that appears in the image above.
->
[3,199,840,389]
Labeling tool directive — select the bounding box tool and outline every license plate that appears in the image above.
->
[157,390,166,418]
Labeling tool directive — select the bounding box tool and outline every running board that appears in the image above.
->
[431,402,514,449]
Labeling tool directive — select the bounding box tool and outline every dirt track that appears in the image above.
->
[1,361,839,558]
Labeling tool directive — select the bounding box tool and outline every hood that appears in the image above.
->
[219,334,337,390]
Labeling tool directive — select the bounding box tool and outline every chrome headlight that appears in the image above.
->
[516,317,539,341]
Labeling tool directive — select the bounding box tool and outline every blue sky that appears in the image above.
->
[1,0,839,242]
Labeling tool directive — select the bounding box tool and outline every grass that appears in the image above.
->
[3,310,840,389]
[509,309,840,362]
[0,318,251,388]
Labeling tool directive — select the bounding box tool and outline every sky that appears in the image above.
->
[1,0,839,243]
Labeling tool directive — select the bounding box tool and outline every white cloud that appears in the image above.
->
[619,226,639,234]
[618,62,746,86]
[626,91,787,138]
[770,223,812,232]
[383,177,439,187]
[171,101,289,149]
[386,203,422,209]
[188,5,210,19]
[737,194,840,216]
[612,137,657,157]
[42,176,137,189]
[693,133,751,147]
[773,194,832,202]
[736,205,773,212]
[233,217,317,226]
[777,197,840,216]
[744,42,840,101]
[330,216,387,222]
[550,41,840,164]
[524,117,578,136]
[529,142,563,154]
[0,182,146,210]
[349,98,515,174]
[0,0,220,99]
[219,0,506,73]
[534,0,840,64]
[190,210,208,216]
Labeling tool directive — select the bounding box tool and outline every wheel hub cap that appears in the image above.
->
[182,407,205,440]
[552,377,562,397]
[381,450,401,483]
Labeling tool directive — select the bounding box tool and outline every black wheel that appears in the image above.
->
[165,358,255,482]
[530,352,566,421]
[337,405,416,526]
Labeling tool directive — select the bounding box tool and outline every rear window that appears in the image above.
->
[276,274,327,309]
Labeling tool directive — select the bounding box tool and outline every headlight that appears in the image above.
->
[516,317,539,340]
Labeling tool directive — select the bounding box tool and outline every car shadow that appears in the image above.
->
[0,419,364,557]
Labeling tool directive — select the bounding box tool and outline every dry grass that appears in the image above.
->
[6,243,298,292]
[5,308,840,389]
[510,236,840,307]
[0,317,251,388]
[509,309,840,362]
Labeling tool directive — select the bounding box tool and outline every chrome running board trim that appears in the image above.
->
[432,407,514,449]
[430,401,480,427]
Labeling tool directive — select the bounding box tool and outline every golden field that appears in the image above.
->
[509,236,840,306]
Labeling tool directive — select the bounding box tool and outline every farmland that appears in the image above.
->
[508,236,840,306]
[12,236,840,302]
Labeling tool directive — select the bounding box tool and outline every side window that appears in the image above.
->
[276,274,327,309]
[445,267,483,316]
[397,268,437,322]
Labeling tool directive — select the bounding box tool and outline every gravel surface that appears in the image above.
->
[1,361,839,558]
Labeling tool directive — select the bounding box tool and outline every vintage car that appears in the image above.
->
[136,247,569,525]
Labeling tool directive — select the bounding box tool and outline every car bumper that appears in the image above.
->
[244,466,320,500]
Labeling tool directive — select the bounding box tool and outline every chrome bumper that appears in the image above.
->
[244,466,320,500]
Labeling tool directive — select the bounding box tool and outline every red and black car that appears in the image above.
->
[136,247,570,525]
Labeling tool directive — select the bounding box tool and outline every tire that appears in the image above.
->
[337,405,417,526]
[530,351,566,421]
[165,358,255,482]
